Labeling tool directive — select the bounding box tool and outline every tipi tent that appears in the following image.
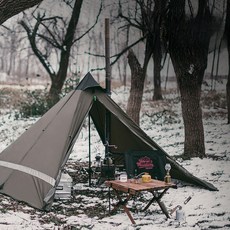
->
[0,73,217,210]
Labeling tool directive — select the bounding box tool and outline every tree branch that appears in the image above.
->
[0,0,43,25]
[20,19,56,78]
[118,0,142,30]
[72,0,102,44]
[89,35,146,72]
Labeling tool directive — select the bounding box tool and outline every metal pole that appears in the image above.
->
[105,18,111,158]
[105,18,111,213]
[88,114,91,186]
[105,18,111,96]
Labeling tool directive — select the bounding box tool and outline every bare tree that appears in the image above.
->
[6,29,17,76]
[119,1,164,100]
[151,0,166,100]
[0,23,28,79]
[118,0,165,124]
[0,0,43,25]
[20,0,101,104]
[165,0,225,158]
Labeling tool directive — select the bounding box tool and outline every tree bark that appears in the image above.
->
[127,49,145,125]
[152,43,163,100]
[152,0,164,100]
[227,64,230,124]
[225,0,230,124]
[0,0,43,25]
[166,0,213,158]
[176,69,205,158]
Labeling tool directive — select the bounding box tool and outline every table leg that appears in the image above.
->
[123,204,136,224]
[157,199,170,218]
[143,188,170,218]
[110,189,136,224]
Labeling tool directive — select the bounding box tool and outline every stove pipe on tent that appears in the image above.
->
[105,18,111,160]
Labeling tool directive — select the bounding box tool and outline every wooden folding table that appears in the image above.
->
[105,179,177,224]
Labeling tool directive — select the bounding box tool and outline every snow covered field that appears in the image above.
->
[0,79,229,229]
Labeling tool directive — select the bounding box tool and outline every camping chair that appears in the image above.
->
[124,150,166,181]
[123,150,170,217]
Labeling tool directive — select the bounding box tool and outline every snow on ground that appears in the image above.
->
[0,79,230,229]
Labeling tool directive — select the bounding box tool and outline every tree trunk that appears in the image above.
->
[152,0,164,101]
[227,67,230,124]
[127,49,145,125]
[166,0,213,158]
[177,71,205,158]
[152,50,163,100]
[123,25,130,88]
[126,31,152,125]
[48,75,62,105]
[0,0,43,25]
[226,0,230,124]
[172,66,207,158]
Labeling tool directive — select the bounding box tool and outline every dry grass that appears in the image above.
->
[0,84,227,120]
[0,87,24,110]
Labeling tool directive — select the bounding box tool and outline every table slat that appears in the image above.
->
[106,179,176,193]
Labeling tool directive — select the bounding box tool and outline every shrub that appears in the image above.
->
[16,74,80,118]
[17,89,51,118]
[61,75,80,96]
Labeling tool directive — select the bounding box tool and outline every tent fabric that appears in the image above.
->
[0,72,217,210]
[75,72,102,91]
[0,89,93,210]
[91,88,217,191]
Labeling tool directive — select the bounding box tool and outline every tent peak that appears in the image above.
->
[76,72,103,91]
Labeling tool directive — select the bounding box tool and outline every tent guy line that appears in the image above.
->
[0,160,55,186]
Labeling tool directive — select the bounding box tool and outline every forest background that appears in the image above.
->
[0,1,229,166]
[0,1,229,229]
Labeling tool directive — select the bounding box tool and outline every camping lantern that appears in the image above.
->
[103,154,113,166]
[164,163,171,183]
[95,154,101,168]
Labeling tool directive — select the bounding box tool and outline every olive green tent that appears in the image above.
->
[0,72,217,210]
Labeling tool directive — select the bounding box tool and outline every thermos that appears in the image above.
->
[176,206,185,222]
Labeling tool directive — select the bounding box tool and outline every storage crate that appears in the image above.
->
[54,173,72,200]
